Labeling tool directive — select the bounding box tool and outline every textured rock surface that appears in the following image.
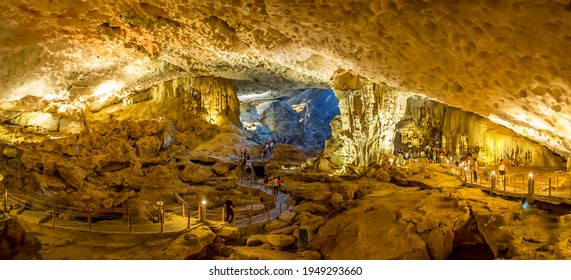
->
[0,217,41,260]
[0,1,569,158]
[394,96,565,167]
[322,77,409,169]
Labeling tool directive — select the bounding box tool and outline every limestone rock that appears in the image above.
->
[272,144,305,161]
[136,136,162,158]
[217,226,240,241]
[55,162,87,189]
[277,211,296,224]
[266,234,295,247]
[246,235,268,246]
[180,163,213,183]
[0,218,41,259]
[2,148,17,158]
[164,225,216,260]
[229,246,298,260]
[264,219,291,232]
[102,198,114,209]
[269,225,298,235]
[329,193,344,207]
[61,145,82,156]
[112,191,136,207]
[296,250,322,260]
[423,228,454,260]
[292,202,329,215]
[211,162,229,176]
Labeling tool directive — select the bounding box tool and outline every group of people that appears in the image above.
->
[263,175,283,196]
[260,140,276,158]
[394,146,451,165]
[240,149,254,181]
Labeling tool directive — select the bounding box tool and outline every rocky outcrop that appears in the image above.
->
[320,74,409,170]
[180,163,213,183]
[394,96,565,167]
[0,217,41,259]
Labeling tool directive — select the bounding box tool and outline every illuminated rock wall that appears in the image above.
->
[129,76,240,126]
[395,97,564,167]
[320,74,408,170]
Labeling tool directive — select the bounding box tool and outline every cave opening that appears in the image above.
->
[238,85,340,157]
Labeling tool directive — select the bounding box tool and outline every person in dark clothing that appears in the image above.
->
[224,198,235,224]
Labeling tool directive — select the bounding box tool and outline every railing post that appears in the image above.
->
[513,176,516,193]
[127,207,132,233]
[160,205,165,233]
[182,203,185,218]
[187,209,191,229]
[52,204,56,228]
[491,172,496,192]
[249,204,253,225]
[88,207,92,231]
[528,173,534,195]
[279,202,282,213]
[3,190,7,213]
[221,207,225,223]
[197,204,201,220]
[548,178,552,196]
[503,176,506,192]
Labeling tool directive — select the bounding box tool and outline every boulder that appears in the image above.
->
[102,198,114,209]
[296,250,322,260]
[318,158,330,172]
[211,162,229,176]
[273,144,305,161]
[181,163,213,183]
[329,193,344,207]
[292,202,329,215]
[269,225,298,235]
[55,162,87,189]
[136,136,162,158]
[218,226,240,241]
[61,145,82,156]
[163,225,216,260]
[267,234,295,247]
[112,191,136,207]
[423,228,454,260]
[264,219,291,232]
[43,161,56,175]
[278,211,297,224]
[246,235,268,246]
[2,148,17,158]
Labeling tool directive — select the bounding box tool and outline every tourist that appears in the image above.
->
[272,176,278,196]
[224,197,235,224]
[498,159,508,186]
[263,175,269,190]
[277,176,283,193]
[472,158,479,182]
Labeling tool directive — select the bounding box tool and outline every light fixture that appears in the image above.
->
[492,171,496,175]
[529,173,533,178]
[202,200,207,205]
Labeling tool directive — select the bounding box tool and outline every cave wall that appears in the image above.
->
[319,74,408,170]
[395,96,564,167]
[129,76,241,126]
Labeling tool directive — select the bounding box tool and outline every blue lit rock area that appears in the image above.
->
[0,1,570,260]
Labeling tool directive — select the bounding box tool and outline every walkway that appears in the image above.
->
[1,178,294,234]
[445,164,571,201]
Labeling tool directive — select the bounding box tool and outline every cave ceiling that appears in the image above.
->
[1,0,571,156]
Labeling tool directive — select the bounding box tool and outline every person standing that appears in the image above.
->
[224,197,235,224]
[498,159,508,186]
[472,158,479,182]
